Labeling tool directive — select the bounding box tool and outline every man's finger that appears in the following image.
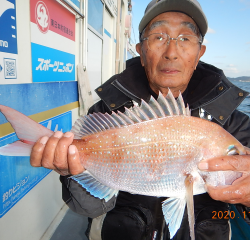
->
[198,155,250,172]
[30,136,49,167]
[53,132,74,171]
[68,145,85,175]
[41,131,63,169]
[206,178,250,206]
[206,185,243,203]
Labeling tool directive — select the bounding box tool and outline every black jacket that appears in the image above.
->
[61,57,250,240]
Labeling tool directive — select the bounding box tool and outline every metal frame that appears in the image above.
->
[59,0,85,19]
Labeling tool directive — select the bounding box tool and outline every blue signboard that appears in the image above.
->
[31,43,75,82]
[0,0,17,54]
[0,111,72,218]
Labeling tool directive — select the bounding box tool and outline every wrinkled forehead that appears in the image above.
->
[146,12,199,34]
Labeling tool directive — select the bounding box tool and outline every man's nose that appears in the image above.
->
[163,38,178,60]
[163,38,178,61]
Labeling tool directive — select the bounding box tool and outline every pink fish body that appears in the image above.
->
[0,91,246,240]
[72,115,244,198]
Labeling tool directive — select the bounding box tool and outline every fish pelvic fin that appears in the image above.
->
[162,197,186,239]
[70,170,119,202]
[0,105,53,143]
[71,89,189,139]
[185,174,195,240]
[162,174,196,240]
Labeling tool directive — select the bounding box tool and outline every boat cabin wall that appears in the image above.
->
[0,0,133,239]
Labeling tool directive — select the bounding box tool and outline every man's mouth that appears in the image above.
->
[161,68,180,74]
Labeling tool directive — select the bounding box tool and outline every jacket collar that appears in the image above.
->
[95,57,248,125]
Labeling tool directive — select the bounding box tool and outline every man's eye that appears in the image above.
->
[156,36,163,41]
[179,37,190,42]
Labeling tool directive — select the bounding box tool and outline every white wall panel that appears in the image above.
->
[87,28,102,103]
[102,8,113,83]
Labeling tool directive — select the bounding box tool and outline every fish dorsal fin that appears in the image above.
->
[83,115,102,133]
[104,113,120,128]
[80,116,98,134]
[117,111,135,125]
[111,112,127,126]
[148,96,165,118]
[156,92,173,116]
[132,104,150,121]
[71,89,188,138]
[124,107,142,123]
[177,92,187,115]
[88,114,106,131]
[71,113,112,138]
[166,89,180,115]
[111,110,138,126]
[93,112,112,130]
[186,104,191,116]
[140,99,158,119]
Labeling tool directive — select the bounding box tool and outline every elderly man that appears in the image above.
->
[31,0,250,239]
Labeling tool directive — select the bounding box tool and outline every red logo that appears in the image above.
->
[35,1,50,34]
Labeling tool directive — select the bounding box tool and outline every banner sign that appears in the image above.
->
[31,43,75,82]
[0,111,72,218]
[0,0,18,83]
[30,0,76,82]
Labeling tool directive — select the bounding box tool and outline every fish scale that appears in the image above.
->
[0,90,246,240]
[72,116,227,197]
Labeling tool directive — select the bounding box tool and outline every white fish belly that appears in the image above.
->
[84,141,205,198]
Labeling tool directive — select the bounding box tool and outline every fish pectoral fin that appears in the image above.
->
[0,141,33,156]
[185,174,195,240]
[70,170,118,202]
[162,197,186,239]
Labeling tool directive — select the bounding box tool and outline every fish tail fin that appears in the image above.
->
[162,197,186,239]
[185,174,195,240]
[0,105,53,156]
[0,141,34,156]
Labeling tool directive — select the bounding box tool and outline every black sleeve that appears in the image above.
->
[223,110,250,147]
[60,175,116,218]
[223,110,250,223]
[87,99,112,115]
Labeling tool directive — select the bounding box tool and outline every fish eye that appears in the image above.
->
[227,145,239,156]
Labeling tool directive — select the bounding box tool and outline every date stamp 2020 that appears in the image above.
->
[212,211,249,219]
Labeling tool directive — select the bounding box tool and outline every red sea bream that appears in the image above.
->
[0,90,246,240]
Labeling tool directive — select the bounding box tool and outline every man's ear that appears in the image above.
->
[195,45,206,69]
[136,43,145,67]
[136,43,141,55]
[199,45,206,59]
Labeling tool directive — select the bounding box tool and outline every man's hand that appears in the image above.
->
[30,131,85,176]
[198,147,250,207]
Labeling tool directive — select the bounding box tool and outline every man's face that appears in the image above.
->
[136,12,206,97]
